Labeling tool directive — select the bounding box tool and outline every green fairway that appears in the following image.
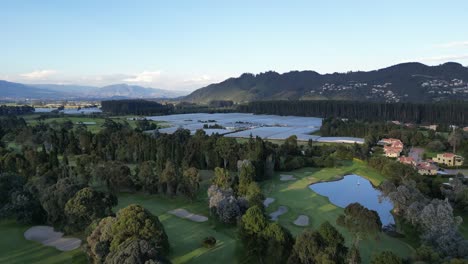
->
[260,159,414,263]
[116,194,243,264]
[115,169,243,264]
[25,115,106,133]
[0,220,87,264]
[24,115,166,133]
[0,161,418,264]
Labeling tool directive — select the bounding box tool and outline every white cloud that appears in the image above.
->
[183,75,212,83]
[417,54,468,62]
[7,70,223,91]
[123,71,161,83]
[434,41,468,48]
[20,70,57,80]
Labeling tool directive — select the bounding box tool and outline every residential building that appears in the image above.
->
[398,156,416,166]
[432,153,464,167]
[380,138,404,158]
[416,162,438,176]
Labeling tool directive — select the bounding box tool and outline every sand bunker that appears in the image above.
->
[263,197,275,208]
[168,208,208,222]
[24,226,81,251]
[293,215,309,226]
[270,206,288,220]
[280,174,297,181]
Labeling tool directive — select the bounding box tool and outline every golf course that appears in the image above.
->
[0,160,419,263]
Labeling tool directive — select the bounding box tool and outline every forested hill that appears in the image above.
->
[184,62,468,103]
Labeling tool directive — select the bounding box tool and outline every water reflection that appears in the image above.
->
[309,174,394,226]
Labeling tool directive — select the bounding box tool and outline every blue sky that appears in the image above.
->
[1,0,468,90]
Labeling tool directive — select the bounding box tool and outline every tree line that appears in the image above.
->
[101,99,174,115]
[237,100,468,125]
[0,105,34,115]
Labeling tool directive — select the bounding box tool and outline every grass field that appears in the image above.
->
[23,114,167,133]
[116,194,243,264]
[115,168,245,264]
[118,160,413,263]
[0,160,435,263]
[260,159,414,262]
[0,220,87,264]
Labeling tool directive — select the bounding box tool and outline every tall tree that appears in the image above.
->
[448,129,464,153]
[86,204,170,263]
[181,167,200,201]
[238,160,255,196]
[337,203,382,245]
[215,137,238,168]
[137,161,159,193]
[212,167,231,190]
[239,206,293,263]
[160,160,178,195]
[64,187,117,232]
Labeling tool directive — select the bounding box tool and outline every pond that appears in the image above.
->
[309,174,394,226]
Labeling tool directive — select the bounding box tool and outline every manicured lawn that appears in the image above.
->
[116,194,243,264]
[25,115,165,133]
[0,161,416,264]
[0,220,87,264]
[260,159,414,262]
[115,169,244,264]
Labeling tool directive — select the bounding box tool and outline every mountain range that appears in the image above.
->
[0,82,187,100]
[184,62,468,103]
[2,62,468,103]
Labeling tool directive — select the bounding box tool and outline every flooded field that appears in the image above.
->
[147,113,364,143]
[34,107,102,115]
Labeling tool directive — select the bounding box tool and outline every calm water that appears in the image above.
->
[147,113,364,143]
[309,174,394,226]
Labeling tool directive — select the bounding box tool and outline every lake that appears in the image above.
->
[309,174,394,226]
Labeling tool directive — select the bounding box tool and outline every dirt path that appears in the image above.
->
[409,147,424,162]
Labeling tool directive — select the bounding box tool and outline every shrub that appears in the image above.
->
[202,236,217,248]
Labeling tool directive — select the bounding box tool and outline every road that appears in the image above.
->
[409,147,424,162]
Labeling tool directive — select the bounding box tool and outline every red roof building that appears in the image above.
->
[381,138,404,158]
[399,156,416,166]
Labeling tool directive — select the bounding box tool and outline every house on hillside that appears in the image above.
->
[416,162,438,176]
[380,138,404,158]
[432,153,464,167]
[398,156,416,166]
[399,156,439,176]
